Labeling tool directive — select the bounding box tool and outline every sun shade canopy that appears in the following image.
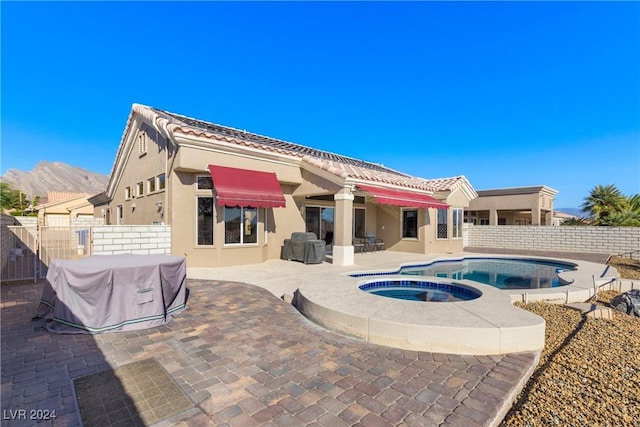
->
[356,184,449,209]
[207,165,286,208]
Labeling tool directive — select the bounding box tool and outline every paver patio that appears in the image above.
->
[1,276,538,426]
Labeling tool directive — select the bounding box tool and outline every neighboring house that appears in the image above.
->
[94,103,477,267]
[552,210,579,226]
[35,192,96,227]
[465,186,558,226]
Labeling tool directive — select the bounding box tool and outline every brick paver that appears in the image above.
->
[0,279,537,426]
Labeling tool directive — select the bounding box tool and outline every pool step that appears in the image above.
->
[565,303,613,320]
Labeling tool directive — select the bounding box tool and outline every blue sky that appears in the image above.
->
[2,1,639,208]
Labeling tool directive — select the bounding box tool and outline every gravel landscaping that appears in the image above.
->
[501,258,640,426]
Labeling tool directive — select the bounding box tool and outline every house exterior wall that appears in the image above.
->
[469,193,539,211]
[107,124,168,226]
[38,199,96,227]
[467,189,555,226]
[100,108,477,267]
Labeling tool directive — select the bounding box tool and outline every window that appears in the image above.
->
[305,206,334,244]
[125,186,132,200]
[116,205,123,225]
[452,208,463,239]
[138,131,147,155]
[480,218,489,225]
[197,176,213,190]
[136,182,144,197]
[353,208,366,238]
[437,208,448,239]
[197,197,214,245]
[402,209,418,238]
[147,177,156,194]
[225,206,257,244]
[157,173,166,190]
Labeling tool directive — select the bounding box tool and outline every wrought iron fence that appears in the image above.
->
[1,226,92,282]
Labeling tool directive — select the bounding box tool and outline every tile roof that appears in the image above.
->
[133,104,470,194]
[46,192,90,203]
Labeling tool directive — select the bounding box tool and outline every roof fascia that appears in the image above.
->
[106,114,142,198]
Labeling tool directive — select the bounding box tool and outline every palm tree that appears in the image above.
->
[560,217,591,226]
[580,184,626,226]
[607,194,640,226]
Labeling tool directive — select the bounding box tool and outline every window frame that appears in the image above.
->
[401,208,418,239]
[436,208,448,239]
[124,186,132,200]
[147,177,156,194]
[157,173,166,191]
[224,206,259,246]
[138,131,147,156]
[136,181,144,197]
[116,205,123,225]
[452,208,463,239]
[196,175,213,190]
[353,207,366,239]
[196,196,215,246]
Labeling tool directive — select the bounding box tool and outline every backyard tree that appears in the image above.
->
[580,184,640,226]
[0,182,31,212]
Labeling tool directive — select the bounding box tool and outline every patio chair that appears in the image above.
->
[365,232,384,252]
[353,238,366,253]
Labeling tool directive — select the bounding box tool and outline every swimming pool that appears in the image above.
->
[351,257,577,290]
[360,279,481,302]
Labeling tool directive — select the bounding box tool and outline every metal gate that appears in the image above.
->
[1,226,92,282]
[1,226,38,282]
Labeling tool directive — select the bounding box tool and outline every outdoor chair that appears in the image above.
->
[353,238,366,253]
[365,232,384,252]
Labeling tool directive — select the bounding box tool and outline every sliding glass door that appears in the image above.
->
[305,207,334,248]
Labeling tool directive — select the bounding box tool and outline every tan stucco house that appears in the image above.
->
[35,192,95,227]
[95,103,477,267]
[465,186,558,226]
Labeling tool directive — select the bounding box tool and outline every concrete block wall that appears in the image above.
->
[72,216,105,228]
[465,224,640,255]
[13,216,37,228]
[92,225,172,255]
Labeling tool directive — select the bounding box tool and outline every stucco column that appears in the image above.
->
[489,209,498,226]
[532,199,541,226]
[333,187,354,266]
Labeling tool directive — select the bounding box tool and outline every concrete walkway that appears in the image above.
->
[1,274,538,426]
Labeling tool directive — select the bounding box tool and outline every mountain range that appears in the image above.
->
[1,161,109,198]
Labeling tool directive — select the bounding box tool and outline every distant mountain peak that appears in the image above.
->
[1,161,109,198]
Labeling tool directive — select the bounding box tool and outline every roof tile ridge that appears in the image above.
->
[153,107,411,177]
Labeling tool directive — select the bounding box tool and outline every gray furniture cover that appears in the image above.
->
[282,232,326,264]
[35,254,187,334]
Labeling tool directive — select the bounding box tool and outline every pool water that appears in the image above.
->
[399,258,576,289]
[360,280,481,302]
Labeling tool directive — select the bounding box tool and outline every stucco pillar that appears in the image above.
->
[531,206,540,225]
[489,209,498,226]
[333,187,354,266]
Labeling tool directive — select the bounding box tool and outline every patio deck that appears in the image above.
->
[2,273,537,426]
[1,250,613,426]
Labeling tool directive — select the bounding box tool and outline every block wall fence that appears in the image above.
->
[464,224,640,256]
[92,225,171,255]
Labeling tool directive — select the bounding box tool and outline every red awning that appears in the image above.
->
[207,165,286,208]
[356,184,449,209]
